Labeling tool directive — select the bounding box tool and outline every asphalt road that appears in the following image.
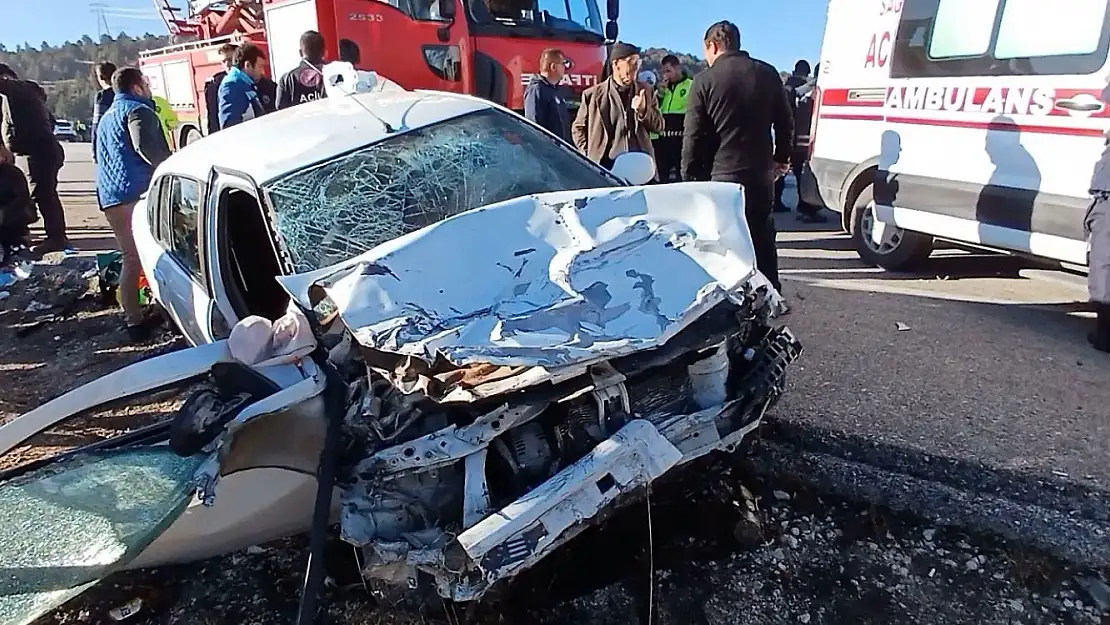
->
[48,142,1110,552]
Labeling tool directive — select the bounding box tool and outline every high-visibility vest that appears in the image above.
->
[650,76,693,140]
[152,95,179,149]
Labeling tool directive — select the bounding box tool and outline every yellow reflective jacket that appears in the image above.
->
[650,76,693,140]
[152,95,179,149]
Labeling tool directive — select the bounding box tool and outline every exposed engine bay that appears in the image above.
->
[258,183,805,603]
[328,287,799,603]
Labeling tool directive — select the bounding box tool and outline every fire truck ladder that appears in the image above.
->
[152,0,264,39]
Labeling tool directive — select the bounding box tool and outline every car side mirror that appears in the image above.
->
[438,0,456,19]
[610,151,655,185]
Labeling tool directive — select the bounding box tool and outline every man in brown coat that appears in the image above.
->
[572,42,663,175]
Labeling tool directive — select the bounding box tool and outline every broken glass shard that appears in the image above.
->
[0,447,204,625]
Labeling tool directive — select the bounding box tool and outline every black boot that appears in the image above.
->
[1090,303,1110,353]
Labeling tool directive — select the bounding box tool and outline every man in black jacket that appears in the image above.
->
[91,61,116,166]
[276,31,326,110]
[681,21,793,294]
[0,63,69,254]
[773,59,826,222]
[204,43,237,135]
[524,48,570,142]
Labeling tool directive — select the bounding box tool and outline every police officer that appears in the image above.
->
[651,55,693,183]
[276,31,326,110]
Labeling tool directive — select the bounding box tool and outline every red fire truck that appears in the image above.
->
[139,0,617,149]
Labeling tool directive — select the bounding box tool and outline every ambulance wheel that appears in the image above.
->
[850,184,933,271]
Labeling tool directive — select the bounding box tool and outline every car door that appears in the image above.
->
[148,174,221,345]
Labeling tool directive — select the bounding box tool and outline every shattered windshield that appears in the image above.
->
[263,108,618,274]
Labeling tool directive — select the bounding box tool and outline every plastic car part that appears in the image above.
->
[168,361,282,457]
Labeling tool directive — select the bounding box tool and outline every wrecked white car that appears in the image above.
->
[0,79,801,625]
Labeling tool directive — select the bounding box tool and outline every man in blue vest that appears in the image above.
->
[218,43,269,129]
[96,67,171,342]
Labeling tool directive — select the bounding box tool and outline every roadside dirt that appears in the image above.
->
[3,255,1110,625]
[0,254,184,470]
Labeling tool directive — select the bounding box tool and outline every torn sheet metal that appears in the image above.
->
[279,182,764,369]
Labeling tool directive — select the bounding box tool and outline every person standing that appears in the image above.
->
[204,43,237,135]
[276,31,327,110]
[773,60,826,222]
[218,43,269,129]
[524,48,571,142]
[0,63,69,254]
[650,55,694,183]
[681,21,794,295]
[96,67,171,342]
[91,61,116,166]
[571,42,663,173]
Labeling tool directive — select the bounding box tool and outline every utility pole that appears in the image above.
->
[89,2,113,38]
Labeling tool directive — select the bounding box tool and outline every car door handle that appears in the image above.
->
[1055,96,1104,112]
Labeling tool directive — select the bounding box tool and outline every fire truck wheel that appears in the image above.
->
[184,127,202,147]
[849,183,933,271]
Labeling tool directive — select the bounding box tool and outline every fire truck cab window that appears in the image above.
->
[995,0,1109,59]
[927,0,999,59]
[893,0,1110,77]
[485,0,532,19]
[372,0,444,21]
[537,0,603,33]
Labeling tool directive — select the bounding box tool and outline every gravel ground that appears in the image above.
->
[29,473,1110,625]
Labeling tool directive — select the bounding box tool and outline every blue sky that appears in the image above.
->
[1,0,829,72]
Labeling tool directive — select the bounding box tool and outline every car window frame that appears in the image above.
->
[156,173,207,285]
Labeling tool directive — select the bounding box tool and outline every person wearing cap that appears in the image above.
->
[571,42,663,175]
[651,55,694,183]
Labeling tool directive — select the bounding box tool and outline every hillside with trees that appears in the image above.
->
[0,34,170,124]
[640,46,708,77]
[0,35,707,124]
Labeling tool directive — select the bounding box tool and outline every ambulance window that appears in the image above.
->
[928,0,999,59]
[893,0,1110,77]
[995,0,1109,59]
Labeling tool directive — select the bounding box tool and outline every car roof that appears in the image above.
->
[155,88,494,184]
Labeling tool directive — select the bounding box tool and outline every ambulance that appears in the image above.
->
[807,0,1110,270]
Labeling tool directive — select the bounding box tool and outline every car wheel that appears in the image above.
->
[850,183,933,271]
[183,128,202,147]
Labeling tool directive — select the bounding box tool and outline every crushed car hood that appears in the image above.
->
[280,182,771,370]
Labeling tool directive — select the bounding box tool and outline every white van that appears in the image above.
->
[807,0,1110,270]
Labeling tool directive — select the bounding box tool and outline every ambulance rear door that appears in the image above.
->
[808,0,900,214]
[883,0,1110,265]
